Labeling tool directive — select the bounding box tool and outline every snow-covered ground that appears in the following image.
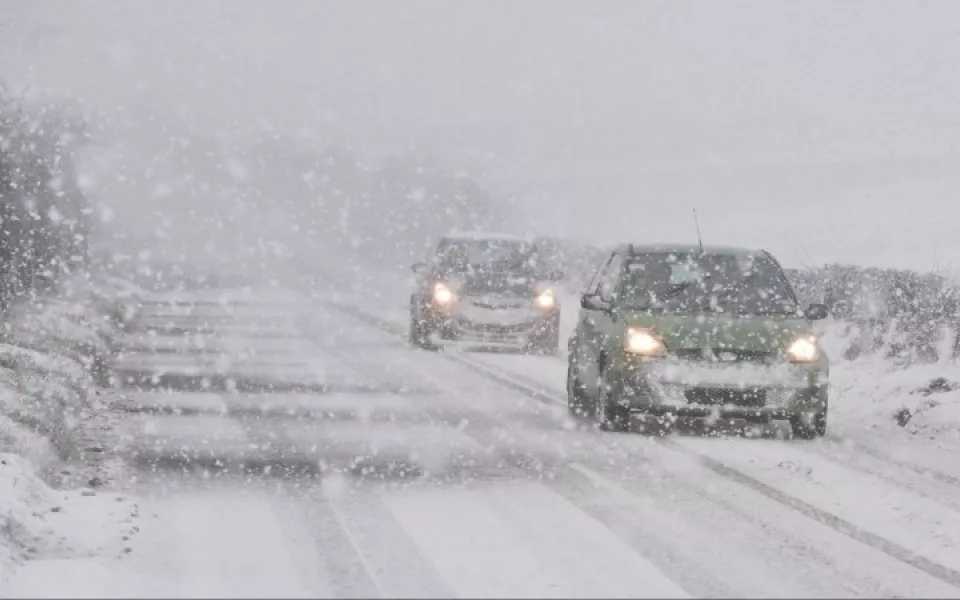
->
[0,274,146,586]
[6,255,960,597]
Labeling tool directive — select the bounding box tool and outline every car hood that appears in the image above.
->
[620,310,811,353]
[445,271,544,297]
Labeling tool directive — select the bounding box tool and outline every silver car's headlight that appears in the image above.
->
[534,289,556,309]
[432,282,455,306]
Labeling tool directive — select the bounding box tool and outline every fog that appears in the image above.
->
[4,1,960,274]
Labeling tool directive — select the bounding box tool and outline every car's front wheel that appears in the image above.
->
[526,314,560,356]
[566,359,590,418]
[789,404,827,439]
[597,368,630,432]
[408,298,433,349]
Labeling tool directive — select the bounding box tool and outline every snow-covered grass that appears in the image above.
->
[0,453,141,586]
[0,272,146,584]
[821,321,960,443]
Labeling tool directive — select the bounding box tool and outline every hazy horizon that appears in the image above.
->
[4,1,960,273]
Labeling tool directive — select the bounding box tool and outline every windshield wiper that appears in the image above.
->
[659,281,695,300]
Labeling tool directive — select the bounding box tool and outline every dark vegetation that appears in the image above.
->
[0,88,90,307]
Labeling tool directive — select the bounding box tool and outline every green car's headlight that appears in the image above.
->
[786,335,818,362]
[625,328,667,357]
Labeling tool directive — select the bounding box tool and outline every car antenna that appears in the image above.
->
[693,208,704,254]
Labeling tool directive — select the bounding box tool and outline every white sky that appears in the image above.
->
[4,1,960,272]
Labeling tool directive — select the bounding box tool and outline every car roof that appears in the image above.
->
[442,231,533,243]
[621,243,766,257]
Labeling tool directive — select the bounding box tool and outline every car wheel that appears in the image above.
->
[597,368,630,432]
[633,412,673,436]
[529,332,559,356]
[526,316,560,356]
[566,359,590,418]
[409,299,432,349]
[789,407,827,439]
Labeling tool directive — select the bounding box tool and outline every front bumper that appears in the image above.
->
[621,359,825,421]
[428,301,558,346]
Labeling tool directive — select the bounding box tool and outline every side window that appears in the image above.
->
[597,254,624,301]
[586,252,614,295]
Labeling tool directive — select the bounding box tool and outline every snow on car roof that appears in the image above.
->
[626,243,764,257]
[442,230,533,243]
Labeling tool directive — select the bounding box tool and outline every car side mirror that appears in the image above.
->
[804,303,828,321]
[581,293,612,312]
[411,262,427,274]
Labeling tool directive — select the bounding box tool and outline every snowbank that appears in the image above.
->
[0,273,145,584]
[823,321,960,439]
[0,453,140,585]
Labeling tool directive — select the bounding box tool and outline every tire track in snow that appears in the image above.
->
[323,297,960,593]
[121,297,451,597]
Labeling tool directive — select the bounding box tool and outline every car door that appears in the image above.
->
[571,253,612,381]
[578,251,624,397]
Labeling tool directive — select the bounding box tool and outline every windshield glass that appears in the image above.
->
[435,238,541,273]
[620,252,798,314]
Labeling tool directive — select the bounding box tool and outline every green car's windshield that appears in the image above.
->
[620,252,799,315]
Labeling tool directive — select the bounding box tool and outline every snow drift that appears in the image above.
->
[0,273,144,583]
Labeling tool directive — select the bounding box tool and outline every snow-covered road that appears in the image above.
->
[7,279,960,597]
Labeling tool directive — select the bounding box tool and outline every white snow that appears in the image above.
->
[383,482,689,598]
[1,490,312,599]
[0,453,138,587]
[0,274,144,584]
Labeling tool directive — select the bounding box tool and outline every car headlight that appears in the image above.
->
[786,336,818,362]
[432,282,455,306]
[625,328,666,357]
[535,290,556,309]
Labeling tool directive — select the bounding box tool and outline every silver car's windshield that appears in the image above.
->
[435,239,540,273]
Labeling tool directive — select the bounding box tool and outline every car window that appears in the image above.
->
[434,239,538,272]
[620,252,798,314]
[586,252,615,295]
[597,253,623,300]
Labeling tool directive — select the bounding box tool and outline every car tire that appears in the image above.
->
[409,298,432,349]
[597,368,630,432]
[527,315,560,356]
[529,331,560,356]
[633,412,673,436]
[566,360,590,418]
[789,406,827,439]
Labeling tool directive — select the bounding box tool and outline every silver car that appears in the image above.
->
[409,232,563,354]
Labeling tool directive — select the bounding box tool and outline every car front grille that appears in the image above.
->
[454,320,533,335]
[673,348,776,364]
[683,387,767,407]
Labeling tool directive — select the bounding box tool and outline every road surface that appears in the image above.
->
[8,278,960,598]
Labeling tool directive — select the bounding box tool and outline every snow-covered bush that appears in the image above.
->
[789,264,960,364]
[0,272,141,469]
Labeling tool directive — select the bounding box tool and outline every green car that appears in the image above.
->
[566,244,829,439]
